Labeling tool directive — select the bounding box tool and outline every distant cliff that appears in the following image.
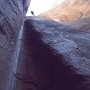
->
[39,0,90,22]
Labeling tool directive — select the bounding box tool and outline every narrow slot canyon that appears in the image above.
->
[0,0,90,90]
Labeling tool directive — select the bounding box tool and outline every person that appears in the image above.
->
[31,11,35,16]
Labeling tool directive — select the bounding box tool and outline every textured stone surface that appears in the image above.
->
[0,0,30,90]
[15,18,90,90]
[39,0,90,22]
[63,17,90,31]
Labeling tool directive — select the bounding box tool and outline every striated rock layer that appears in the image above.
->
[0,0,30,90]
[39,0,90,22]
[63,17,90,31]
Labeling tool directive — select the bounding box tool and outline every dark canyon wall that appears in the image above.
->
[0,0,30,90]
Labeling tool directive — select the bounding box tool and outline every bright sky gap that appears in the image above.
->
[26,0,64,16]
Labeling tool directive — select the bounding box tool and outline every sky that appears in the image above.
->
[26,0,64,16]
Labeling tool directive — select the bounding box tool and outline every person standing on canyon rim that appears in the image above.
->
[31,11,35,17]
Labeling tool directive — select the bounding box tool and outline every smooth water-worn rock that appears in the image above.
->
[23,18,90,90]
[0,0,30,90]
[63,17,90,31]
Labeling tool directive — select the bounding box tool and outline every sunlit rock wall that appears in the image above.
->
[39,0,90,22]
[0,0,30,89]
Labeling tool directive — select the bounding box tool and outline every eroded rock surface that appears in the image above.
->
[15,18,90,90]
[0,0,30,90]
[30,18,90,75]
[63,17,90,31]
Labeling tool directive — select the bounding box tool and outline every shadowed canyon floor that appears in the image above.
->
[14,18,90,90]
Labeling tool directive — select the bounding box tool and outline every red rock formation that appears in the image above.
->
[0,0,30,89]
[39,0,90,22]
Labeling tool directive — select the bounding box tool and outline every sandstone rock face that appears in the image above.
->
[23,18,90,90]
[64,17,90,31]
[39,0,90,22]
[0,0,30,90]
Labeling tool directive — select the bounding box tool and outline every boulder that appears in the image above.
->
[63,17,90,31]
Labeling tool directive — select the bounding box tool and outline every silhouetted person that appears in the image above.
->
[31,11,35,16]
